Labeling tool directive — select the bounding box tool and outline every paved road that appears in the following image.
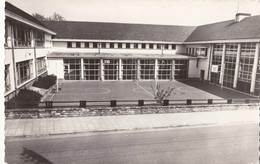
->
[5,123,258,164]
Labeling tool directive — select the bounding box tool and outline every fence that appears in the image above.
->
[4,98,260,109]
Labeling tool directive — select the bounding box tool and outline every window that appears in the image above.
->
[255,55,260,95]
[140,59,155,80]
[103,59,119,80]
[16,60,33,85]
[76,42,81,48]
[149,44,153,49]
[84,42,89,48]
[93,42,98,48]
[5,65,11,92]
[64,59,81,80]
[211,44,223,84]
[142,43,146,49]
[134,43,138,49]
[126,43,130,49]
[172,44,176,50]
[158,60,172,80]
[36,57,47,75]
[157,44,162,49]
[122,59,138,80]
[223,44,238,88]
[101,42,106,48]
[67,42,72,48]
[174,60,189,79]
[118,43,122,48]
[13,24,31,47]
[238,43,256,83]
[84,59,100,80]
[35,30,45,47]
[164,44,169,49]
[110,43,114,48]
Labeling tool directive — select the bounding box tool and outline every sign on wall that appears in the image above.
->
[211,65,219,73]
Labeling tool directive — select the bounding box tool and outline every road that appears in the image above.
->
[5,123,258,164]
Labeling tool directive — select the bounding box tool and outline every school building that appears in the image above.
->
[4,2,260,100]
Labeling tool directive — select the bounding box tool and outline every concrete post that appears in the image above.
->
[250,43,260,93]
[207,44,213,82]
[100,59,104,81]
[219,44,226,86]
[137,59,140,80]
[233,43,241,88]
[119,59,122,80]
[81,58,84,80]
[154,59,158,80]
[172,60,175,80]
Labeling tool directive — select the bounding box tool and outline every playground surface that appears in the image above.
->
[43,79,255,106]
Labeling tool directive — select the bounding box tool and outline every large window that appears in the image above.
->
[83,59,100,80]
[16,60,33,85]
[64,59,81,80]
[174,60,188,79]
[211,44,223,84]
[140,59,155,80]
[223,44,237,88]
[254,53,260,95]
[158,60,172,80]
[122,59,138,80]
[13,24,31,47]
[36,57,47,75]
[103,59,119,80]
[35,30,45,47]
[5,65,11,92]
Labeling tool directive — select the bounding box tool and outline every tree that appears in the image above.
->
[151,84,175,104]
[32,12,65,21]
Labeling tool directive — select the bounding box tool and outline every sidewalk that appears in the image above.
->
[5,110,259,138]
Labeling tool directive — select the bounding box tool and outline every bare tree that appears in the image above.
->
[32,12,66,21]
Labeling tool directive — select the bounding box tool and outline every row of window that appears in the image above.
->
[67,42,176,50]
[186,47,208,56]
[4,58,47,92]
[63,59,188,80]
[5,21,45,48]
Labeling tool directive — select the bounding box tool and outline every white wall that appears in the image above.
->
[188,59,199,78]
[47,58,64,79]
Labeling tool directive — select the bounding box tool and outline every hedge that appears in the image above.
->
[32,75,57,89]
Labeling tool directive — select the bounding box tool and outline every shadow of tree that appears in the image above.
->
[20,147,53,164]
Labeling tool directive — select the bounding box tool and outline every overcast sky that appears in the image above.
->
[5,0,260,26]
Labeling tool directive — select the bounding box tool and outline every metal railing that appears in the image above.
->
[4,98,260,109]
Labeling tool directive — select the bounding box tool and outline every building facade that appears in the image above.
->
[4,2,260,99]
[4,2,56,100]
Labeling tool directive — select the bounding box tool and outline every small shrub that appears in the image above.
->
[32,75,57,89]
[9,89,42,108]
[151,84,175,104]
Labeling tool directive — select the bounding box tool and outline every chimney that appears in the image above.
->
[235,13,251,22]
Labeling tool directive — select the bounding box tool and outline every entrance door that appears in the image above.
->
[200,70,205,82]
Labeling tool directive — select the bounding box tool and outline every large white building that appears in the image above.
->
[4,2,260,100]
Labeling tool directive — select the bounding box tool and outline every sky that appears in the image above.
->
[6,0,260,26]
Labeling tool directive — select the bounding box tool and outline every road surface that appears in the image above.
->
[5,123,258,164]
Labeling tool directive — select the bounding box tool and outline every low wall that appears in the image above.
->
[5,104,259,119]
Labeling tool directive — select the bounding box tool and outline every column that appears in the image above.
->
[219,44,226,85]
[100,59,104,81]
[119,59,122,80]
[207,44,214,82]
[81,58,84,80]
[137,59,140,80]
[233,43,241,88]
[154,59,158,80]
[250,42,259,93]
[172,60,175,80]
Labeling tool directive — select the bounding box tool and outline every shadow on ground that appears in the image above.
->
[178,79,256,99]
[19,148,53,164]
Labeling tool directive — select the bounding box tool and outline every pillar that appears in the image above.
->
[119,59,122,80]
[250,42,260,93]
[172,60,175,80]
[100,59,104,81]
[81,58,84,80]
[137,59,140,80]
[207,44,214,82]
[154,59,158,80]
[233,43,241,88]
[219,44,226,85]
